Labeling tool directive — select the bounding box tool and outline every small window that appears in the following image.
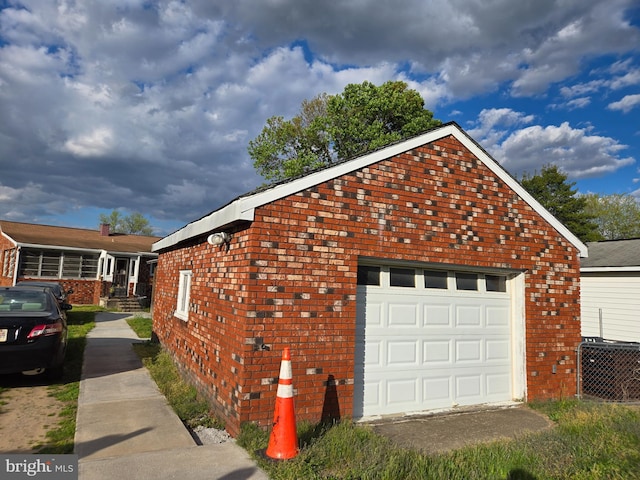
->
[176,270,192,321]
[357,266,380,286]
[424,270,448,289]
[486,275,507,292]
[455,272,478,291]
[390,268,415,287]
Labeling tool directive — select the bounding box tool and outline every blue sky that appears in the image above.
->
[1,0,639,236]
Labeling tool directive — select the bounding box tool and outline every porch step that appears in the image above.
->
[100,297,148,313]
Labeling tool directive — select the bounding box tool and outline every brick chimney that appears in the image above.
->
[100,223,110,236]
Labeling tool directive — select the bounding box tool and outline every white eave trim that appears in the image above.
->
[152,123,588,257]
[16,243,103,254]
[1,231,17,247]
[581,266,640,273]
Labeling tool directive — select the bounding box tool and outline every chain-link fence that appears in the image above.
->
[577,339,640,402]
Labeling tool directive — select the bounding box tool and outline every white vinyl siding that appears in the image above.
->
[175,270,192,321]
[580,271,640,342]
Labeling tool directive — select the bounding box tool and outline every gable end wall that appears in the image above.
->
[153,135,582,436]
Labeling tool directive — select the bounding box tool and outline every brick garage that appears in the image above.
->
[152,122,586,437]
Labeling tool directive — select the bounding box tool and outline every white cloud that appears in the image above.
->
[64,127,114,157]
[607,94,640,113]
[0,0,638,231]
[491,122,635,178]
[467,108,536,151]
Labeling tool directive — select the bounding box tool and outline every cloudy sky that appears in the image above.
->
[1,0,639,236]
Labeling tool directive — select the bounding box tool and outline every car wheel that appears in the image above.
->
[47,363,64,381]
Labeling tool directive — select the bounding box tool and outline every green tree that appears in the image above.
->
[99,210,154,235]
[249,81,441,181]
[327,80,440,159]
[583,193,640,240]
[520,165,600,243]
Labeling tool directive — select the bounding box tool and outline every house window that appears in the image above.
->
[175,270,192,321]
[424,270,448,289]
[486,275,507,292]
[390,268,415,287]
[357,265,380,286]
[455,272,478,291]
[19,249,99,279]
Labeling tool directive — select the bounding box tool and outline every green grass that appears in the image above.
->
[128,321,640,478]
[126,316,153,338]
[235,400,640,480]
[34,305,101,453]
[132,342,223,429]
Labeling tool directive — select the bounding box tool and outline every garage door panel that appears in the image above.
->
[486,306,510,327]
[456,305,482,326]
[486,339,510,362]
[455,375,482,401]
[387,340,419,366]
[361,301,383,327]
[387,378,419,406]
[363,381,381,408]
[424,304,451,326]
[455,339,482,362]
[423,340,451,364]
[388,303,419,327]
[486,373,511,397]
[424,376,452,404]
[363,340,382,367]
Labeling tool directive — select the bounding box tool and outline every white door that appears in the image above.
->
[354,265,516,418]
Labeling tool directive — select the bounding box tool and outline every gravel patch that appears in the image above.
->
[191,426,233,445]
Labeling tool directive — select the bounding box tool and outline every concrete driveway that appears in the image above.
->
[368,404,553,455]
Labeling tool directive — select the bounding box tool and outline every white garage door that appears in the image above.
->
[354,264,515,418]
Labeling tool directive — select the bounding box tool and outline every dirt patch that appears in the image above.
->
[0,374,66,453]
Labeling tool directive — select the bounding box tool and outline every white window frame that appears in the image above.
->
[175,270,192,321]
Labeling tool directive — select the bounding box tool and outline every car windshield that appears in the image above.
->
[0,291,49,312]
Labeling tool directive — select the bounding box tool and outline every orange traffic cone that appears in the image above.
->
[265,347,299,460]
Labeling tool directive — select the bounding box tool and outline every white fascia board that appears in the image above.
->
[152,200,254,251]
[17,243,103,254]
[581,266,640,273]
[153,123,588,257]
[1,232,17,247]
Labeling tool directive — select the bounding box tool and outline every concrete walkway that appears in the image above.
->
[75,312,267,480]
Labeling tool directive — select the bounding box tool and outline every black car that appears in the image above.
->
[0,286,70,379]
[16,281,73,307]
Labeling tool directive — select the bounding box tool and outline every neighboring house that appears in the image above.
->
[152,122,587,437]
[580,238,640,342]
[0,220,160,305]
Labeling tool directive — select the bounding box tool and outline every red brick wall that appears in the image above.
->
[153,135,582,437]
[14,277,100,304]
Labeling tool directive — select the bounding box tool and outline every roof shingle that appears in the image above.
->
[0,220,160,254]
[581,238,640,268]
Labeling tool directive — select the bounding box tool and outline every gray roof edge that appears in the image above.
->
[581,266,640,272]
[154,123,588,257]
